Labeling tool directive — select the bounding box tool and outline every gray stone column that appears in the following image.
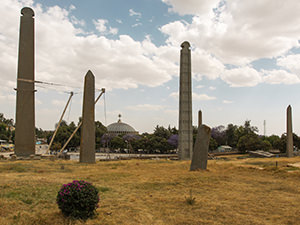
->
[178,41,193,160]
[198,110,202,127]
[15,7,35,157]
[80,70,95,163]
[286,105,293,157]
[190,124,211,171]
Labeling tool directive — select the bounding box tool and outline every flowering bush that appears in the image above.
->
[56,180,99,220]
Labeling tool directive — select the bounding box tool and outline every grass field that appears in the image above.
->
[1,156,300,225]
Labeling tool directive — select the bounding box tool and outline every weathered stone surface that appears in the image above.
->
[15,7,36,157]
[80,70,95,163]
[249,150,275,158]
[286,105,293,157]
[178,41,193,160]
[190,124,211,171]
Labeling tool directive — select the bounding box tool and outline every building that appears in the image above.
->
[107,114,138,135]
[217,145,232,152]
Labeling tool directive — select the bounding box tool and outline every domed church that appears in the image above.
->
[107,114,138,135]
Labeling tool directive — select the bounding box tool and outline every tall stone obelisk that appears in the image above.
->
[286,105,293,158]
[178,41,193,160]
[15,7,36,157]
[198,110,202,127]
[80,70,95,163]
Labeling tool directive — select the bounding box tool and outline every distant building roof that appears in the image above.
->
[217,145,232,152]
[107,114,138,135]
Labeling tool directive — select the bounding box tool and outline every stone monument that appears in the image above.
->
[178,41,193,160]
[80,70,95,163]
[286,105,293,158]
[190,113,211,171]
[15,7,36,157]
[198,110,202,127]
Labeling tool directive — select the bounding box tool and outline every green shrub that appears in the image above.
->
[56,180,99,220]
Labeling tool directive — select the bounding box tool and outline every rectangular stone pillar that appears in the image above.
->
[190,124,211,171]
[198,110,202,127]
[15,7,36,157]
[286,105,293,157]
[178,41,193,160]
[80,70,95,163]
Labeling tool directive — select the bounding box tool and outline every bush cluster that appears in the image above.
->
[56,180,99,220]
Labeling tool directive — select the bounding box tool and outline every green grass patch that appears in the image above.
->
[98,186,111,192]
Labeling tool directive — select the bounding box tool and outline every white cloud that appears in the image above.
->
[169,91,215,101]
[192,49,225,80]
[193,93,216,101]
[196,85,204,89]
[126,104,164,111]
[209,86,216,90]
[132,23,142,28]
[0,92,15,104]
[262,69,300,85]
[160,0,300,66]
[221,67,262,87]
[93,19,107,32]
[277,54,300,75]
[109,27,118,35]
[169,92,179,99]
[69,4,76,11]
[0,0,179,95]
[223,100,233,104]
[129,9,141,17]
[116,19,122,24]
[162,0,219,16]
[51,99,67,106]
[93,18,118,35]
[70,15,85,26]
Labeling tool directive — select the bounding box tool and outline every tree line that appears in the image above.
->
[0,112,299,154]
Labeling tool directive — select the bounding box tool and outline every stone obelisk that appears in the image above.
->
[178,41,193,160]
[286,105,293,158]
[190,124,211,171]
[198,110,202,127]
[80,70,95,163]
[15,7,36,157]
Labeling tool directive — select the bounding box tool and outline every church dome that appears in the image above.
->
[107,115,138,135]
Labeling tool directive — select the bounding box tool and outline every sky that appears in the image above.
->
[1,0,300,136]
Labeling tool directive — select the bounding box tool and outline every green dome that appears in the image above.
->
[107,115,137,135]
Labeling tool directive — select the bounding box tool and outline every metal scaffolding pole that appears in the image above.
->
[59,88,105,153]
[46,92,74,154]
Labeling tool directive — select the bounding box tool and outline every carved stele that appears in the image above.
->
[286,105,293,158]
[178,41,193,160]
[80,70,95,163]
[15,7,36,156]
[190,124,211,171]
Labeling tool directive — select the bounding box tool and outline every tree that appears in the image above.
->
[265,135,281,150]
[0,123,9,141]
[153,125,171,139]
[110,136,126,150]
[101,133,114,148]
[237,134,269,153]
[237,134,259,153]
[167,134,178,149]
[168,126,178,135]
[211,125,226,146]
[209,137,218,151]
[225,124,238,147]
[95,121,107,149]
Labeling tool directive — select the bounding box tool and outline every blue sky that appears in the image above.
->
[1,0,300,136]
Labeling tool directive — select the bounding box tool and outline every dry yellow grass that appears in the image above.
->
[1,156,300,225]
